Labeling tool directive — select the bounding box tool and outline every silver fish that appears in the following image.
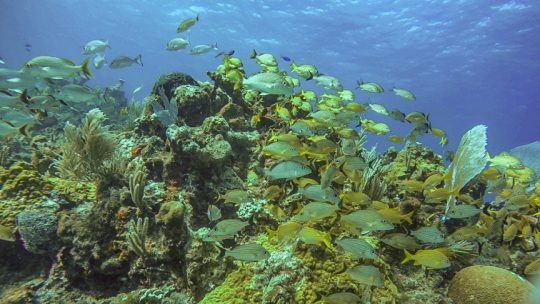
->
[189,43,218,55]
[166,37,190,51]
[93,54,106,69]
[336,238,377,260]
[224,243,270,262]
[346,265,383,286]
[411,227,445,244]
[207,204,222,222]
[265,161,311,180]
[83,39,110,55]
[109,55,143,69]
[243,72,294,96]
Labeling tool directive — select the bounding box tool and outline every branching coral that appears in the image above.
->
[127,217,149,257]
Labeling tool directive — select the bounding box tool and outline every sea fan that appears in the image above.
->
[443,125,488,220]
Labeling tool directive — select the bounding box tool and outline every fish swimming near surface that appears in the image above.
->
[281,55,291,62]
[392,87,416,100]
[109,55,143,68]
[0,57,5,64]
[177,15,199,33]
[189,43,218,55]
[166,37,190,51]
[83,39,110,54]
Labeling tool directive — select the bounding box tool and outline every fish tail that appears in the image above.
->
[18,123,30,137]
[323,232,333,249]
[250,49,257,59]
[403,211,414,224]
[80,57,93,78]
[196,15,200,21]
[401,249,413,264]
[265,227,276,241]
[212,43,218,50]
[136,54,143,67]
[290,62,297,71]
[18,89,29,104]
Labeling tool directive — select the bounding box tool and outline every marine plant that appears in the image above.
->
[151,86,178,127]
[55,108,124,182]
[127,216,149,258]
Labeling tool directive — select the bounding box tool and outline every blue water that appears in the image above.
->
[1,0,538,153]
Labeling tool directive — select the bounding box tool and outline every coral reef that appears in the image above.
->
[2,56,540,304]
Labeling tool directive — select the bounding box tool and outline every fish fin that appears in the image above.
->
[80,57,93,78]
[265,227,276,241]
[401,249,413,264]
[290,62,297,72]
[18,123,30,137]
[306,72,313,81]
[323,232,333,249]
[61,58,76,65]
[196,15,199,21]
[19,89,29,104]
[403,211,414,225]
[136,54,143,67]
[250,49,257,59]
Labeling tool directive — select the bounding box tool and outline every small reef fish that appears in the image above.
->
[266,221,303,242]
[290,120,314,136]
[321,292,361,304]
[340,191,371,206]
[22,56,93,79]
[265,160,311,180]
[388,135,405,143]
[177,15,199,32]
[372,203,413,224]
[293,201,339,222]
[368,103,389,115]
[204,219,248,242]
[298,184,340,204]
[93,54,106,69]
[398,180,424,193]
[56,84,103,103]
[423,173,444,190]
[345,102,367,113]
[83,39,110,54]
[0,56,4,64]
[388,109,406,122]
[430,127,446,138]
[336,238,377,260]
[262,141,300,159]
[392,87,416,100]
[411,227,445,244]
[401,249,451,269]
[0,121,29,138]
[189,43,218,55]
[207,204,222,222]
[250,50,278,70]
[346,265,383,286]
[216,189,250,205]
[487,152,524,169]
[166,37,190,51]
[298,226,332,249]
[224,243,270,262]
[243,72,294,96]
[405,111,429,123]
[338,90,354,102]
[356,80,384,93]
[362,120,390,135]
[312,75,343,91]
[290,62,318,80]
[109,55,143,69]
[341,209,394,232]
[381,233,421,250]
[281,55,291,62]
[447,204,481,219]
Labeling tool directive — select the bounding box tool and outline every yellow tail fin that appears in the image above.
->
[80,57,93,78]
[403,211,414,225]
[323,232,333,249]
[401,249,413,264]
[265,227,276,241]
